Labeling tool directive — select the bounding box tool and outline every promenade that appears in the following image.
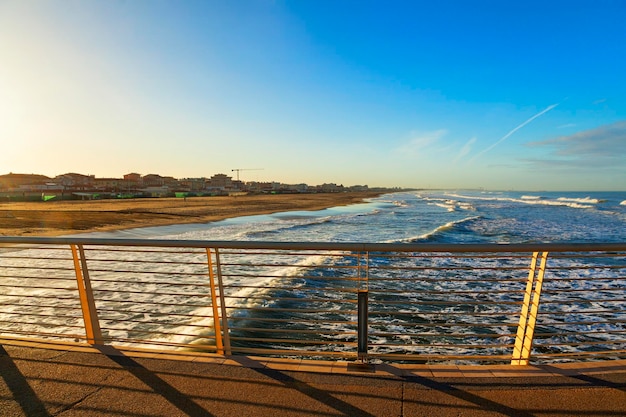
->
[1,338,625,417]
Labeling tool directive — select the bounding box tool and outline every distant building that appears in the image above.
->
[121,173,142,192]
[142,174,164,187]
[0,173,51,190]
[317,183,344,193]
[207,174,233,189]
[179,178,207,192]
[348,185,369,192]
[55,173,95,190]
[93,177,124,191]
[247,181,280,193]
[161,176,179,188]
[281,183,309,193]
[123,173,142,183]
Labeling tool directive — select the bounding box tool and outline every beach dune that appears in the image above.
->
[0,192,382,237]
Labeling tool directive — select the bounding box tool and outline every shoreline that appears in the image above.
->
[0,192,386,237]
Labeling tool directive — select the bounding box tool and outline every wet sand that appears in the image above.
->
[0,192,383,237]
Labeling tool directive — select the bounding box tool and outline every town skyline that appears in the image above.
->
[0,170,374,186]
[0,171,381,201]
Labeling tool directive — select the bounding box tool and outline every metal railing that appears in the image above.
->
[0,237,625,365]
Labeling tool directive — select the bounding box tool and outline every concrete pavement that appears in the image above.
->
[1,338,625,416]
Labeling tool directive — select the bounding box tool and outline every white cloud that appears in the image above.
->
[395,129,448,157]
[525,120,626,168]
[453,137,476,163]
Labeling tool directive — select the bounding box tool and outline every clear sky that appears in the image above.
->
[1,1,625,190]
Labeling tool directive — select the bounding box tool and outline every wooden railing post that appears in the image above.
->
[511,251,548,365]
[214,248,231,355]
[70,244,103,345]
[206,248,224,354]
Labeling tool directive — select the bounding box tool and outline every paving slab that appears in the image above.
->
[0,341,625,417]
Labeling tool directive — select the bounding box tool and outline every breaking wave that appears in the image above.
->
[446,193,596,209]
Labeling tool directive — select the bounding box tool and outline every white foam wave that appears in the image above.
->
[243,216,333,239]
[620,200,626,206]
[446,193,594,209]
[557,196,603,204]
[433,202,455,212]
[390,216,481,243]
[457,202,475,211]
[422,196,475,212]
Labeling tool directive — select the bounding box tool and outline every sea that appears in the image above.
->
[101,190,626,245]
[101,189,626,346]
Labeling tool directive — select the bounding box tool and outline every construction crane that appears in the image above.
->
[231,168,264,181]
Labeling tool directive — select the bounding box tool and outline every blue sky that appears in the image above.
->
[1,0,625,190]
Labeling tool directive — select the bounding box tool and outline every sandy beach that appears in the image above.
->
[0,192,383,237]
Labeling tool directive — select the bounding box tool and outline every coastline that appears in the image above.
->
[0,192,385,237]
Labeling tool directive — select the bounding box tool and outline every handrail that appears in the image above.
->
[1,237,625,365]
[2,236,625,252]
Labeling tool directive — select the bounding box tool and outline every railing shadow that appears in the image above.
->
[229,356,380,417]
[231,357,582,417]
[402,375,536,417]
[0,345,52,416]
[376,362,626,417]
[540,364,626,393]
[3,342,398,416]
[95,345,216,417]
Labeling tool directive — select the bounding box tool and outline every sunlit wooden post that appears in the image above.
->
[214,248,232,355]
[206,248,224,354]
[512,251,548,365]
[70,244,103,345]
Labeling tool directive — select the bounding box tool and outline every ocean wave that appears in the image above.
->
[620,200,626,206]
[557,196,604,204]
[446,193,595,210]
[422,196,475,212]
[253,208,384,238]
[243,217,334,238]
[390,216,482,243]
[433,202,456,212]
[457,202,475,211]
[521,195,542,200]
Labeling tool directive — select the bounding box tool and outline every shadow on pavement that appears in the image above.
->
[97,345,216,417]
[0,345,52,417]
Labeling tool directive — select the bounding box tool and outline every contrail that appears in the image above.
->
[470,103,559,162]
